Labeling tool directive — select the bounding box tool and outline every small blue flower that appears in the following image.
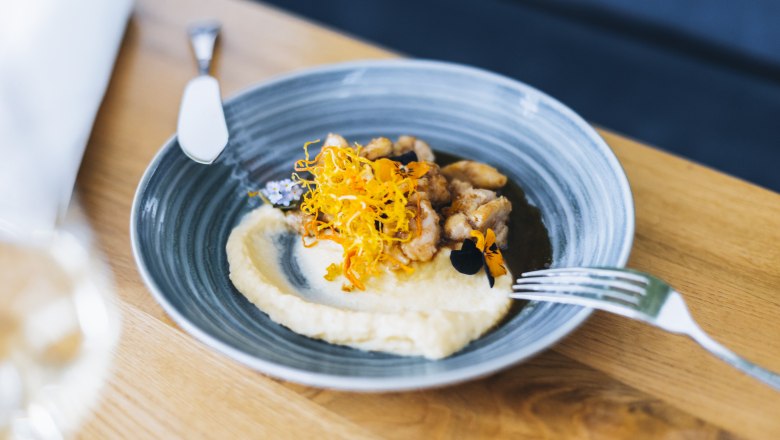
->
[266,181,283,193]
[259,178,303,207]
[289,184,303,200]
[261,188,283,204]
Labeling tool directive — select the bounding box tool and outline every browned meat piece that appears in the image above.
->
[468,197,512,244]
[443,212,472,242]
[447,179,496,214]
[359,137,393,160]
[285,210,315,236]
[394,135,436,162]
[401,199,440,262]
[443,180,512,247]
[441,160,507,190]
[416,163,451,206]
[384,243,411,269]
[492,222,509,248]
[412,139,435,163]
[324,133,348,148]
[393,135,415,155]
[447,179,471,198]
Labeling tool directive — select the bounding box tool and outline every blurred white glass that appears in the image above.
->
[0,212,120,440]
[0,0,132,437]
[0,0,132,436]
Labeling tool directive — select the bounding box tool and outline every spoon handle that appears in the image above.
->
[188,21,220,76]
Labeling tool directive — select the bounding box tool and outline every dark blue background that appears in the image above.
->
[259,0,780,192]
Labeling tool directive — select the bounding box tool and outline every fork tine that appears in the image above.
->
[508,291,644,319]
[514,275,647,296]
[517,275,646,296]
[510,283,641,305]
[522,267,649,285]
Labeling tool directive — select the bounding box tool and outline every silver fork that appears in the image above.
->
[512,267,780,390]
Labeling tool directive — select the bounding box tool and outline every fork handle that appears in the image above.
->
[687,325,780,390]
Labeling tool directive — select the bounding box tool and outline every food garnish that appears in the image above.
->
[227,134,536,360]
[292,142,430,291]
[448,239,483,275]
[449,228,507,287]
[248,178,303,209]
[388,150,418,165]
[250,135,514,292]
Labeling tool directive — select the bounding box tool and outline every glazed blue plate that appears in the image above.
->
[131,60,634,391]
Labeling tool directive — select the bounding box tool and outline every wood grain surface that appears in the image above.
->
[72,0,780,438]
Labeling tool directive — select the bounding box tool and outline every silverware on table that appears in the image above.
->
[512,267,780,390]
[177,21,229,164]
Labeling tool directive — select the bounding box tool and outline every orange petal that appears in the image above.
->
[406,161,431,179]
[469,229,486,252]
[374,158,400,181]
[342,248,365,291]
[324,263,342,281]
[484,228,507,278]
[484,249,507,277]
[485,228,497,249]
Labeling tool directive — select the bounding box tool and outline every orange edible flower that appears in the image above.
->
[451,228,508,288]
[470,229,508,279]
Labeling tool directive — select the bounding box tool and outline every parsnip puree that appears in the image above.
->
[226,205,512,359]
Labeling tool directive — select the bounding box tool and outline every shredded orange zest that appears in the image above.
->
[293,141,430,291]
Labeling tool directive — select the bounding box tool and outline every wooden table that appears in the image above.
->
[75,0,780,438]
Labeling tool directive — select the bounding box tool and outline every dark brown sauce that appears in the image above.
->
[436,152,552,318]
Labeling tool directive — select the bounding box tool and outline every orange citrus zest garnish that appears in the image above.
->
[293,142,429,291]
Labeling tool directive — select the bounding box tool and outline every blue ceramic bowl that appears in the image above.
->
[131,60,634,391]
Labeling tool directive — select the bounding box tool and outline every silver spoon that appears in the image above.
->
[177,21,229,164]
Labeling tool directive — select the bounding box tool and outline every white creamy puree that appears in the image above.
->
[226,205,512,359]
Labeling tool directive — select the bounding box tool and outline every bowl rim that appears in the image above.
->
[130,58,635,391]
